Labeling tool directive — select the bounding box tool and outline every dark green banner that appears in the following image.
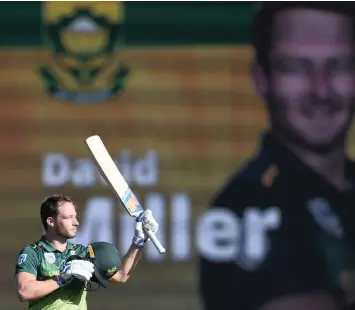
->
[0,2,254,46]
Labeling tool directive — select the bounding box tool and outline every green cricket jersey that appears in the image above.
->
[15,237,89,310]
[200,133,355,310]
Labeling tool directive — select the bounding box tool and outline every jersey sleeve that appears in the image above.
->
[15,246,39,277]
[198,170,337,309]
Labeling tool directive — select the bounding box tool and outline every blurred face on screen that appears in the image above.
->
[256,9,355,152]
[50,202,79,239]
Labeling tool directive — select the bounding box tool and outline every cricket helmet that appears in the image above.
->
[87,241,121,288]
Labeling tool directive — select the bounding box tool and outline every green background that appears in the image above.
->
[0,2,253,46]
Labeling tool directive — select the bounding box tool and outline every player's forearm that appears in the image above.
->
[18,279,59,301]
[116,243,142,282]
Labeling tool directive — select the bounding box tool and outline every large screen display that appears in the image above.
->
[1,45,267,310]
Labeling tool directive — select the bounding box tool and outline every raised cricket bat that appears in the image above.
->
[85,135,166,254]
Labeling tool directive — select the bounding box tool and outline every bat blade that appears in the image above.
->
[85,135,166,254]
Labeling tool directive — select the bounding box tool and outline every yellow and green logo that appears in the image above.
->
[105,266,118,278]
[39,1,129,105]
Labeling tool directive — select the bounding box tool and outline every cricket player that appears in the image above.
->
[15,194,158,309]
[199,3,355,310]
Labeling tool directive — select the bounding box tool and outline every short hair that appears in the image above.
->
[40,194,73,230]
[252,3,355,71]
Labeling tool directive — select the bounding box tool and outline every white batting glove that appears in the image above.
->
[55,260,94,287]
[132,210,159,248]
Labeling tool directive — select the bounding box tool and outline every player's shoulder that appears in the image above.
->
[19,239,43,254]
[68,242,89,256]
[69,243,87,250]
[211,151,278,210]
[16,241,42,265]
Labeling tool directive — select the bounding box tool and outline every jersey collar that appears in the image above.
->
[260,132,354,192]
[40,236,74,252]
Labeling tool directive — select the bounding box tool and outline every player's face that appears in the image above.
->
[255,9,355,152]
[54,202,79,239]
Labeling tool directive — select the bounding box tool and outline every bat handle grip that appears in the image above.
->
[147,231,166,254]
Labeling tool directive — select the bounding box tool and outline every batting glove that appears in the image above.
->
[55,260,94,287]
[133,209,159,248]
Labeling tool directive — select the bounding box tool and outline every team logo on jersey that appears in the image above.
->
[261,164,278,188]
[17,254,27,265]
[70,250,76,255]
[44,253,56,264]
[307,197,344,239]
[39,2,129,105]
